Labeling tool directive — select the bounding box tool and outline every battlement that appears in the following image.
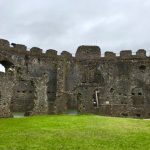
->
[61,51,72,59]
[30,47,43,55]
[46,49,57,57]
[0,38,148,60]
[120,50,132,58]
[136,49,146,58]
[75,45,101,60]
[0,39,10,48]
[11,43,27,51]
[0,38,58,57]
[104,51,116,59]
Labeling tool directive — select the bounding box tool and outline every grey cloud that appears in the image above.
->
[0,0,150,55]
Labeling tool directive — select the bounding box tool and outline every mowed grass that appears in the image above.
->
[0,115,150,150]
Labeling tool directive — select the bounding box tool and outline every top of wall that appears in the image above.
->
[0,39,58,58]
[0,38,148,61]
[76,45,101,60]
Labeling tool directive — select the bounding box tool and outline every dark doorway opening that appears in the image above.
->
[135,114,141,118]
[67,99,78,115]
[66,94,79,115]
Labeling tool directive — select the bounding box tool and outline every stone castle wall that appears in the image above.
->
[0,38,150,118]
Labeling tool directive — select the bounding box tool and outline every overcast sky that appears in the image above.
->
[0,0,150,55]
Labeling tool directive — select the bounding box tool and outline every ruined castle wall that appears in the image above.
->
[0,39,52,117]
[72,47,150,118]
[0,38,150,118]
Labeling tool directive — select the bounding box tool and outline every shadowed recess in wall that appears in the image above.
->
[0,64,5,72]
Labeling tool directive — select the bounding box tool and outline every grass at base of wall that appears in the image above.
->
[0,115,150,150]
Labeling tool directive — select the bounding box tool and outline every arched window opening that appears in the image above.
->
[0,64,5,73]
[0,60,14,73]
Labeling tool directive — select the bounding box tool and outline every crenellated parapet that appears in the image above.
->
[0,39,59,59]
[75,45,148,61]
[0,38,149,62]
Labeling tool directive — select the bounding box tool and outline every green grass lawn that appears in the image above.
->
[0,115,150,150]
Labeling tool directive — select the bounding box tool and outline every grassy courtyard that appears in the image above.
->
[0,115,150,150]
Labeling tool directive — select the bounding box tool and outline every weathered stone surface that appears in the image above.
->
[105,51,116,59]
[11,43,27,51]
[30,47,42,54]
[46,49,57,57]
[0,38,150,118]
[120,50,132,58]
[0,73,15,117]
[61,51,72,59]
[76,45,101,60]
[136,49,146,58]
[28,74,49,115]
[0,39,10,48]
